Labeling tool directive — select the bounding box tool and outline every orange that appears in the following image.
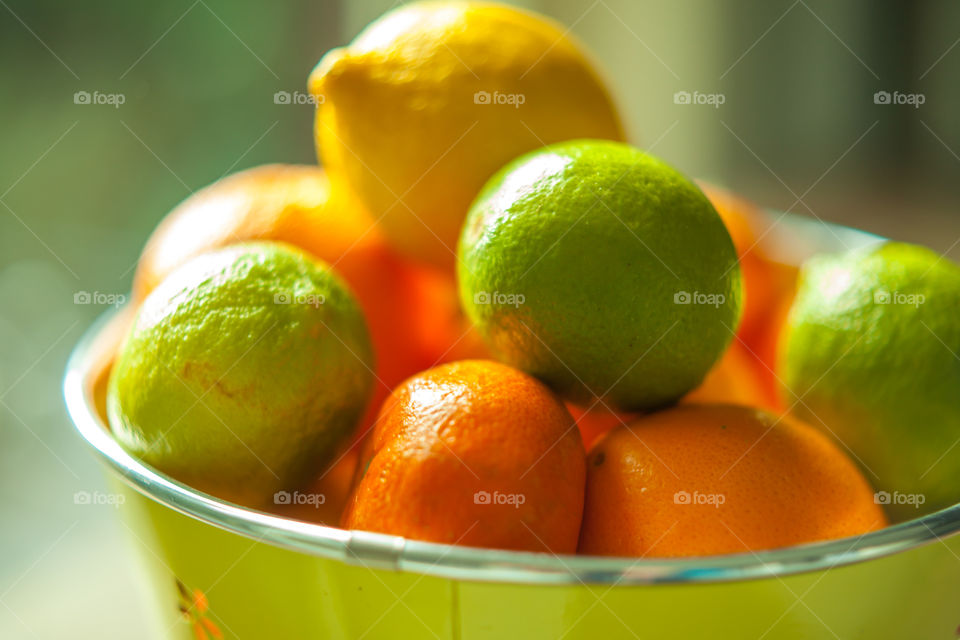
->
[753,262,798,386]
[730,258,797,408]
[132,164,482,427]
[343,360,586,553]
[91,309,135,426]
[572,341,778,452]
[697,181,798,404]
[571,340,777,451]
[579,404,886,557]
[683,341,778,410]
[568,404,636,452]
[133,165,368,301]
[697,181,772,339]
[573,341,778,451]
[696,181,762,254]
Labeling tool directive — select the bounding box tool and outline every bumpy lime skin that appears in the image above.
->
[457,140,742,411]
[108,242,374,506]
[781,242,960,519]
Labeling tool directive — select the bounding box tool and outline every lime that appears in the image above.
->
[781,242,960,518]
[457,139,742,411]
[108,242,374,505]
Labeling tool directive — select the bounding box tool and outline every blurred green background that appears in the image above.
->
[1,0,958,637]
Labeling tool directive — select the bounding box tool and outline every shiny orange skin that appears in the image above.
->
[684,340,778,410]
[579,404,887,557]
[132,164,481,426]
[343,360,586,553]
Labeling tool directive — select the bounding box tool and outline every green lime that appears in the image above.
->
[108,241,374,506]
[781,242,960,519]
[457,139,742,411]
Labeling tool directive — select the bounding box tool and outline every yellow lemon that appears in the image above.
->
[309,1,626,269]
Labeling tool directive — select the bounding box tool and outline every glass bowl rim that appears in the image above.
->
[63,214,960,586]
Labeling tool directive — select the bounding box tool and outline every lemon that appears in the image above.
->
[458,139,742,411]
[308,1,625,269]
[781,242,960,519]
[108,242,374,506]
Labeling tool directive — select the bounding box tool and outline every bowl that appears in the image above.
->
[64,212,960,639]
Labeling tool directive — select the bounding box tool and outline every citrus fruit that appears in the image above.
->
[748,263,797,404]
[131,164,481,423]
[697,182,773,337]
[90,309,136,425]
[569,344,781,449]
[343,360,585,553]
[309,1,625,268]
[457,139,743,411]
[780,242,960,518]
[108,242,374,506]
[132,164,369,301]
[578,404,887,557]
[698,182,798,405]
[568,403,636,452]
[683,341,777,410]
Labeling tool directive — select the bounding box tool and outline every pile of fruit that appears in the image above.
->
[106,2,960,558]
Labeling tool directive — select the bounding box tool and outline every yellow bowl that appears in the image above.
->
[64,213,960,639]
